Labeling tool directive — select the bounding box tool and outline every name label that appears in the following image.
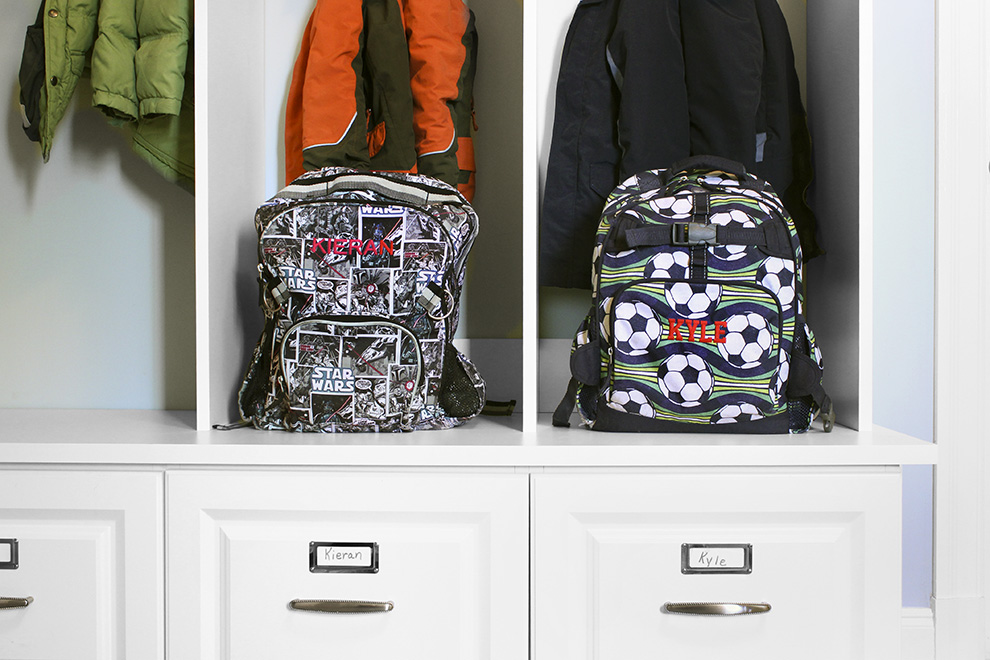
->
[681,543,752,574]
[310,542,379,573]
[0,539,18,570]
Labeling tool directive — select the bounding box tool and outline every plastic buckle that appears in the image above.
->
[672,222,717,246]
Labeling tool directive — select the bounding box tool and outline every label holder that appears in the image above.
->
[0,539,18,570]
[309,541,379,574]
[681,543,752,575]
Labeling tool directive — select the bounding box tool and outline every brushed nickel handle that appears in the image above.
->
[662,601,770,616]
[289,599,394,614]
[0,596,33,610]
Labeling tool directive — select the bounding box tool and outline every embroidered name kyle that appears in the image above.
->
[668,319,727,344]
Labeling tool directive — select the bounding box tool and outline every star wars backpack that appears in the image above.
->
[237,168,485,432]
[553,156,835,433]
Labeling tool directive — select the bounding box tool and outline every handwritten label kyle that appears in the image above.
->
[681,543,752,574]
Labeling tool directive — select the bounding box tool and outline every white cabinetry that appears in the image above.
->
[533,469,902,660]
[166,470,529,660]
[0,470,164,660]
[0,425,934,659]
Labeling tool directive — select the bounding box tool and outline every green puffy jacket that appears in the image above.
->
[18,0,193,188]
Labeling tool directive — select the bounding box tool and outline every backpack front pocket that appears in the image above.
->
[604,279,786,425]
[279,316,423,431]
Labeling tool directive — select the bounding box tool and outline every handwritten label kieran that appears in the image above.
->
[310,542,379,573]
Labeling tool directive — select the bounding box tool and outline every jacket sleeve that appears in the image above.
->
[606,0,690,179]
[92,0,191,121]
[403,0,471,187]
[680,0,764,169]
[285,0,369,183]
[134,0,191,117]
[91,0,140,121]
[540,0,621,290]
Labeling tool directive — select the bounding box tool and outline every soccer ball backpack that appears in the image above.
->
[553,156,835,433]
[237,168,485,432]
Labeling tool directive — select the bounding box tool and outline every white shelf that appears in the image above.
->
[0,409,935,468]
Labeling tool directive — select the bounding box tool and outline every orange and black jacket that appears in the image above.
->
[285,0,477,201]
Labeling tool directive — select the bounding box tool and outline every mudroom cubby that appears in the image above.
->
[0,0,958,658]
[533,0,874,433]
[197,0,907,439]
[195,0,526,431]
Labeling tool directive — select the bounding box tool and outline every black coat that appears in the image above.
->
[540,0,821,290]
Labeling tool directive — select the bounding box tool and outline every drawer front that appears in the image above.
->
[167,470,528,660]
[0,470,163,660]
[532,470,901,660]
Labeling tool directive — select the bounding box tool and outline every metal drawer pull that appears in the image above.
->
[662,601,770,616]
[0,596,33,610]
[289,599,394,614]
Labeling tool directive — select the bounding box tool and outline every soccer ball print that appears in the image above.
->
[757,257,796,308]
[711,402,765,424]
[718,312,775,369]
[657,353,714,408]
[644,250,690,280]
[770,356,789,404]
[648,195,694,218]
[583,164,828,432]
[707,209,756,262]
[608,388,655,417]
[613,301,663,356]
[665,282,721,319]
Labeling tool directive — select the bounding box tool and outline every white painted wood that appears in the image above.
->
[0,470,163,660]
[194,0,211,431]
[167,470,528,660]
[200,0,269,429]
[932,0,989,657]
[532,469,902,660]
[0,409,936,468]
[902,607,936,660]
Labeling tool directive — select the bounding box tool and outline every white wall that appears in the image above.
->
[0,8,195,410]
[873,0,936,609]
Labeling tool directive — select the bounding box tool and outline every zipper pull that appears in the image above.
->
[606,346,616,390]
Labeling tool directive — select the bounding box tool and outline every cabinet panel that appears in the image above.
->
[532,470,901,660]
[167,471,528,660]
[0,470,164,660]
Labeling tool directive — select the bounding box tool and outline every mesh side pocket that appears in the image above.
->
[439,345,485,418]
[786,320,814,432]
[788,397,812,431]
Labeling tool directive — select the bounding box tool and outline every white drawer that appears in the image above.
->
[167,470,528,660]
[532,469,901,660]
[0,470,163,660]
